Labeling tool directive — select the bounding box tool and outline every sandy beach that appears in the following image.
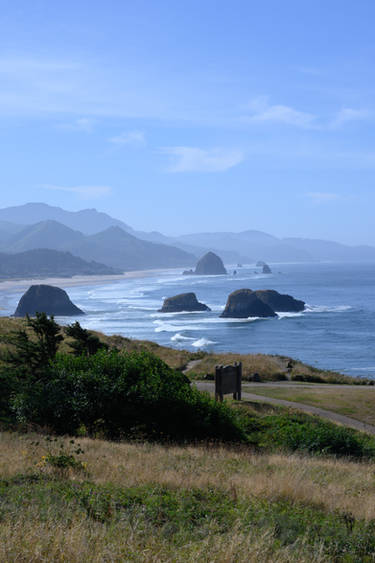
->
[0,269,165,293]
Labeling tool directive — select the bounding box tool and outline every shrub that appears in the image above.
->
[254,412,375,458]
[291,373,325,383]
[12,349,247,442]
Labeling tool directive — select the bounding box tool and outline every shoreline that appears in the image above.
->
[0,268,167,293]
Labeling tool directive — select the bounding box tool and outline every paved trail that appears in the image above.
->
[195,381,375,436]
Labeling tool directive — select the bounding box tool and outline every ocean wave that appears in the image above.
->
[276,311,304,319]
[128,305,157,311]
[305,304,352,313]
[171,333,195,342]
[153,320,202,333]
[150,310,208,318]
[153,317,264,332]
[192,337,217,348]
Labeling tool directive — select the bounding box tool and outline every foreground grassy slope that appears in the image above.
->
[0,316,362,383]
[2,429,375,562]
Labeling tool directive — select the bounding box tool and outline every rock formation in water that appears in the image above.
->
[159,292,211,313]
[254,290,305,312]
[262,263,272,274]
[194,252,227,275]
[14,284,85,317]
[220,289,277,318]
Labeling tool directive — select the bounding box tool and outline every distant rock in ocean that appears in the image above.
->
[262,263,272,274]
[256,261,266,267]
[220,289,277,318]
[14,284,85,317]
[159,292,211,313]
[254,290,305,312]
[194,252,227,275]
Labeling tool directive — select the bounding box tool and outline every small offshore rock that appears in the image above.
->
[159,292,211,312]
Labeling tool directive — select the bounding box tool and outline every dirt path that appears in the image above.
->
[183,360,203,374]
[195,381,375,435]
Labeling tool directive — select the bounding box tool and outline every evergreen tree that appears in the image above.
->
[0,312,63,381]
[65,321,108,356]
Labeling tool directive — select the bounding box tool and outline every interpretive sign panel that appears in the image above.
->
[215,362,242,402]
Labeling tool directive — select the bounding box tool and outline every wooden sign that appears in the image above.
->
[215,362,242,402]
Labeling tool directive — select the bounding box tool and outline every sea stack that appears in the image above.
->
[220,289,277,318]
[14,285,85,317]
[159,292,210,312]
[194,252,227,275]
[262,263,272,274]
[254,290,305,312]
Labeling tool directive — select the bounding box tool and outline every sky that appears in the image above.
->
[0,0,374,244]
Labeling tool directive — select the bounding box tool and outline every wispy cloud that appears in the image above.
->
[161,147,245,172]
[305,191,340,204]
[59,117,96,133]
[331,107,370,127]
[42,184,112,199]
[109,130,145,146]
[243,97,316,128]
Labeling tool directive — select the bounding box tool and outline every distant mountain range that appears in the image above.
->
[0,249,120,279]
[0,202,132,235]
[0,216,196,271]
[0,202,374,268]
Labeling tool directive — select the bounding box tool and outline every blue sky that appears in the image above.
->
[1,0,374,244]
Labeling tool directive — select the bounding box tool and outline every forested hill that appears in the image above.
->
[0,249,121,279]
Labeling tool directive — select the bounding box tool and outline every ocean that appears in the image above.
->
[1,262,375,378]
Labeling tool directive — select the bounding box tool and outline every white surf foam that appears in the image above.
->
[192,337,217,347]
[150,310,208,318]
[276,311,304,319]
[305,304,352,313]
[171,333,195,342]
[153,320,202,332]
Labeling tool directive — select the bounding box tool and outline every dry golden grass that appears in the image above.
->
[246,385,375,426]
[0,517,326,563]
[1,430,366,562]
[2,431,375,522]
[3,430,375,561]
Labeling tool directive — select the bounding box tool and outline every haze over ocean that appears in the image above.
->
[2,262,374,378]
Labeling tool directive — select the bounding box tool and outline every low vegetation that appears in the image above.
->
[3,431,375,561]
[2,315,375,560]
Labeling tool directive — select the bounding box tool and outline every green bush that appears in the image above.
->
[291,373,325,383]
[249,412,375,458]
[12,349,246,442]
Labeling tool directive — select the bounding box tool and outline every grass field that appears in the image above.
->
[244,385,375,426]
[2,430,375,562]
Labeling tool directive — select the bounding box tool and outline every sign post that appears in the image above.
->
[215,362,242,402]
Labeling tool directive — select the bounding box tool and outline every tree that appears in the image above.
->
[0,312,63,381]
[65,321,108,357]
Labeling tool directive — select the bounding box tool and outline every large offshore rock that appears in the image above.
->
[262,263,272,274]
[220,289,277,318]
[254,290,305,312]
[14,284,85,317]
[195,252,227,275]
[159,292,210,312]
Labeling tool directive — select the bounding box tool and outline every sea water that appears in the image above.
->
[1,262,374,378]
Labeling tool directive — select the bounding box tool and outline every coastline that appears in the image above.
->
[0,268,166,293]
